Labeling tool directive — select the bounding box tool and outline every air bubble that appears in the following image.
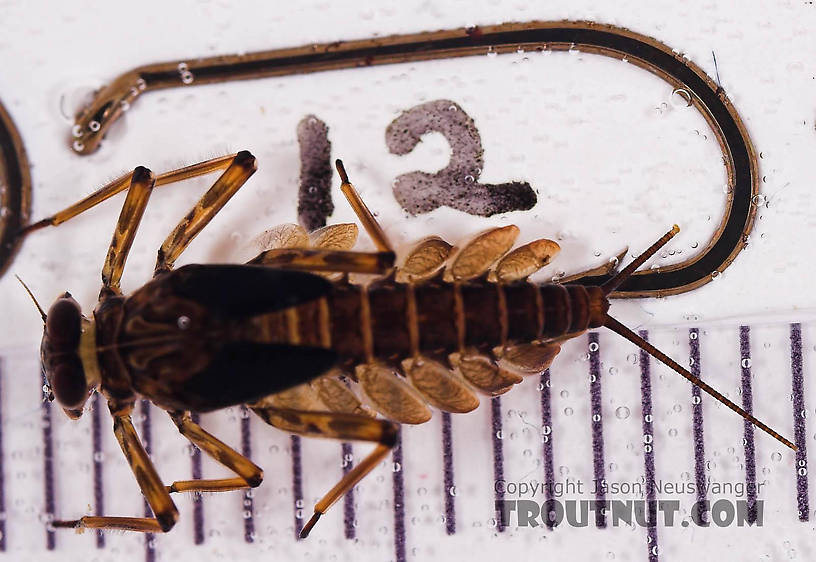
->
[560,390,569,398]
[615,406,630,419]
[589,342,599,352]
[71,124,83,137]
[710,270,721,280]
[177,316,191,330]
[690,332,698,340]
[771,452,782,462]
[564,407,574,416]
[72,140,85,152]
[741,358,752,369]
[671,88,693,108]
[88,120,101,132]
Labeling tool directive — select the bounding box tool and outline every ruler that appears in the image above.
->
[0,320,809,561]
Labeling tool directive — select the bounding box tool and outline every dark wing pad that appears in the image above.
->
[180,342,337,412]
[165,264,333,317]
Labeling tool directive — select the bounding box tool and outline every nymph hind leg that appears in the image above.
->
[53,406,179,533]
[251,406,398,538]
[247,159,395,275]
[163,411,264,493]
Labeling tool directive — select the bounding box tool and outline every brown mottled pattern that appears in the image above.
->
[565,286,591,333]
[503,283,540,342]
[461,283,501,348]
[414,282,459,355]
[368,281,411,360]
[540,285,571,338]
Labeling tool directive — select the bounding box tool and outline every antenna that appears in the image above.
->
[15,275,47,322]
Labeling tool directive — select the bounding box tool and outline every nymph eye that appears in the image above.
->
[50,357,87,409]
[46,298,82,348]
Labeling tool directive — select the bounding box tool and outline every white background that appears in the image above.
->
[0,1,814,561]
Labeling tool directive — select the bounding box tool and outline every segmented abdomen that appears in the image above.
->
[246,223,598,424]
[323,280,593,365]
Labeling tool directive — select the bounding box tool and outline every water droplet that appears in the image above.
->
[751,194,767,207]
[615,406,630,419]
[670,88,693,108]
